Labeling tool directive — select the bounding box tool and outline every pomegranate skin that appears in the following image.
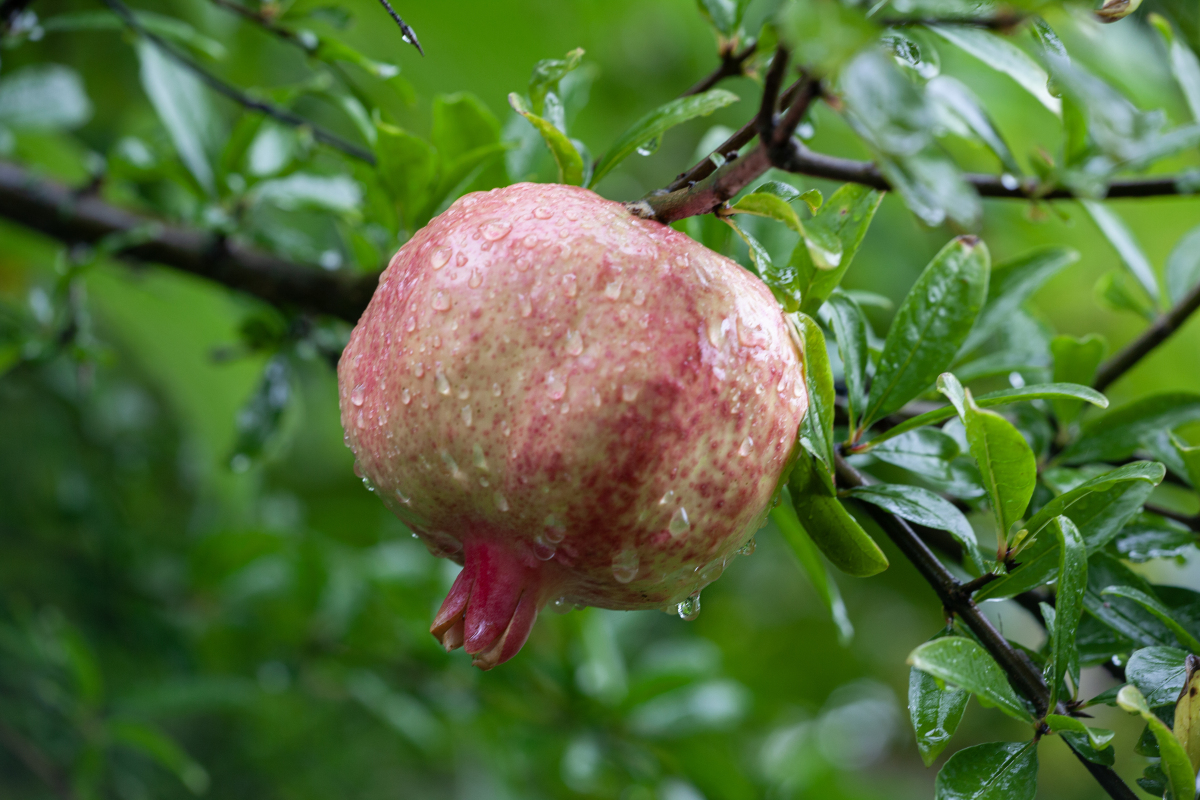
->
[339,183,807,668]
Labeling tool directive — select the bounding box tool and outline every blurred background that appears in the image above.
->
[1,0,1199,797]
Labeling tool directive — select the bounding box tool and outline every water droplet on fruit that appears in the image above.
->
[659,489,675,506]
[494,491,509,512]
[534,206,553,219]
[552,596,571,613]
[612,549,640,583]
[699,557,725,582]
[472,443,489,472]
[632,288,646,305]
[492,382,502,397]
[518,293,532,317]
[461,405,473,426]
[565,329,583,356]
[361,474,376,492]
[432,291,450,311]
[401,388,411,405]
[621,384,639,402]
[546,371,567,400]
[394,488,411,505]
[737,538,757,556]
[468,269,483,288]
[351,383,366,406]
[532,535,556,560]
[414,362,425,378]
[630,341,648,354]
[605,279,623,300]
[522,234,539,249]
[544,514,566,542]
[405,316,416,332]
[456,252,468,267]
[441,450,467,483]
[481,220,511,240]
[668,507,690,536]
[676,593,701,621]
[355,411,366,428]
[435,368,451,395]
[562,274,577,297]
[429,246,451,270]
[564,207,579,221]
[739,436,753,457]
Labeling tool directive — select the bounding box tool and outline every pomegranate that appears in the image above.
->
[338,183,807,669]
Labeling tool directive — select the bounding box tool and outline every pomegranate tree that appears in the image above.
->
[338,183,807,669]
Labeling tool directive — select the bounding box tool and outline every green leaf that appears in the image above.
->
[771,489,854,644]
[528,48,584,115]
[1117,684,1198,800]
[1043,715,1115,765]
[375,120,437,230]
[136,39,220,194]
[824,291,868,429]
[935,741,1038,800]
[590,89,739,187]
[910,666,969,766]
[1081,200,1161,306]
[1150,15,1200,123]
[42,10,227,59]
[0,64,92,131]
[939,375,1036,545]
[1048,516,1087,708]
[1085,553,1179,648]
[508,93,585,185]
[1101,586,1200,653]
[251,174,362,214]
[787,451,889,577]
[315,37,400,80]
[1171,433,1200,489]
[1061,393,1200,465]
[928,25,1060,116]
[796,314,835,485]
[866,383,1109,447]
[909,627,970,766]
[1166,223,1200,306]
[796,184,883,314]
[695,0,750,36]
[849,484,984,573]
[727,192,844,270]
[908,638,1030,721]
[1126,646,1190,707]
[1112,513,1197,562]
[976,462,1162,600]
[109,719,210,794]
[1095,270,1157,321]
[862,237,990,428]
[926,75,1021,175]
[868,428,959,479]
[1049,335,1108,426]
[433,93,501,163]
[960,247,1080,357]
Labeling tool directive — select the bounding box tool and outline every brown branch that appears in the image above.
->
[682,40,757,97]
[0,161,376,322]
[100,0,375,164]
[0,718,77,800]
[878,12,1029,30]
[1093,277,1200,390]
[835,455,1138,800]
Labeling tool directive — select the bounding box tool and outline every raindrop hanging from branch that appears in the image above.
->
[375,0,424,55]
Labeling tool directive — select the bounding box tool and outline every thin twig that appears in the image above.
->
[374,0,422,56]
[0,161,377,322]
[100,0,376,164]
[879,12,1028,30]
[682,40,757,97]
[1093,278,1200,390]
[835,454,1138,800]
[208,0,314,51]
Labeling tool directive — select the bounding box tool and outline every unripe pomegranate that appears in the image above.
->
[339,183,807,669]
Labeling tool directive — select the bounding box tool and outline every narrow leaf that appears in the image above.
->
[1117,684,1197,800]
[928,25,1060,115]
[796,314,835,485]
[796,184,884,314]
[960,247,1080,357]
[508,93,585,185]
[1048,516,1086,707]
[1085,553,1179,648]
[136,39,219,193]
[867,383,1108,447]
[824,291,869,430]
[1166,223,1200,305]
[590,89,739,187]
[927,75,1021,175]
[1049,335,1108,426]
[849,484,984,573]
[1100,586,1200,653]
[1081,200,1161,306]
[1061,393,1200,465]
[788,451,889,577]
[1151,15,1200,122]
[771,490,854,644]
[863,237,990,427]
[908,638,1030,721]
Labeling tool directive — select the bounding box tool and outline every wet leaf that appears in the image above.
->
[1061,393,1200,464]
[1127,646,1190,707]
[862,237,989,428]
[824,290,868,429]
[528,48,585,115]
[1081,201,1161,306]
[1151,15,1200,122]
[908,637,1030,721]
[137,39,221,194]
[1049,335,1108,426]
[960,247,1080,357]
[1043,715,1115,764]
[1112,513,1197,562]
[509,94,585,185]
[928,25,1059,116]
[927,75,1020,175]
[1047,516,1086,707]
[1100,586,1200,652]
[787,450,889,577]
[795,184,883,314]
[1166,223,1200,306]
[772,489,854,644]
[1117,684,1197,800]
[849,484,984,572]
[1173,654,1200,771]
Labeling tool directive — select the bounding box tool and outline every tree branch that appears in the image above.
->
[1093,277,1200,390]
[0,161,376,322]
[374,0,423,56]
[100,0,376,164]
[682,40,757,97]
[835,454,1139,800]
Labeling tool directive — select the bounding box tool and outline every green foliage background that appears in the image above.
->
[2,0,1200,798]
